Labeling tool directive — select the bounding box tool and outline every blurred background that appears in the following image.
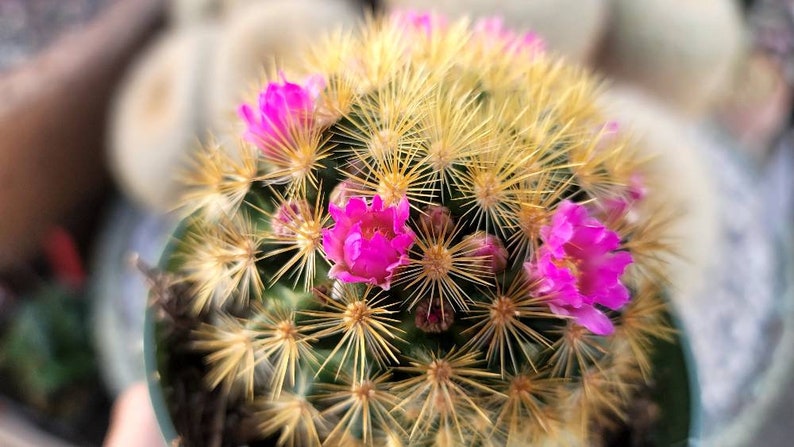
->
[0,0,791,445]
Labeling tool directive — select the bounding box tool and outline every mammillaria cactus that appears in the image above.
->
[149,12,680,446]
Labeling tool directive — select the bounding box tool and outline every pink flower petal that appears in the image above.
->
[342,231,364,266]
[321,229,343,262]
[570,305,614,336]
[345,197,368,218]
[598,282,631,311]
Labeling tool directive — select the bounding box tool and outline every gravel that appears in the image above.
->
[0,0,121,71]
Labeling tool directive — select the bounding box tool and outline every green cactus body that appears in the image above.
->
[160,12,676,447]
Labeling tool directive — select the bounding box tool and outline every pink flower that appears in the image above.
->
[524,201,633,335]
[516,31,545,54]
[238,73,324,156]
[473,17,545,55]
[322,195,415,290]
[392,10,446,35]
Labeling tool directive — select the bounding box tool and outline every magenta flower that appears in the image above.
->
[392,10,446,35]
[322,195,415,290]
[524,200,633,335]
[516,31,545,54]
[238,73,324,156]
[473,16,545,55]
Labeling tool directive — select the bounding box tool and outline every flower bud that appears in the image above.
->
[414,298,454,333]
[311,283,330,301]
[462,232,509,274]
[420,205,454,236]
[271,200,307,237]
[595,174,647,226]
[330,180,360,208]
[628,174,647,202]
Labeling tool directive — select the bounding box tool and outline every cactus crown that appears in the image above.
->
[165,12,675,447]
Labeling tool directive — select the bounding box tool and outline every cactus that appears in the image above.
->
[110,26,218,211]
[153,12,677,446]
[598,0,743,117]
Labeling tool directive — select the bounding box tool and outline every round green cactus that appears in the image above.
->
[157,12,677,446]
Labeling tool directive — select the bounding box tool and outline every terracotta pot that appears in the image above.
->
[0,0,163,270]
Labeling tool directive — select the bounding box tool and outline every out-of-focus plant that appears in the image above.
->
[0,285,97,412]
